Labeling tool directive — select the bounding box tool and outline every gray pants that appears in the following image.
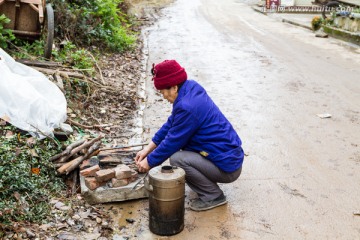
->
[170,150,242,202]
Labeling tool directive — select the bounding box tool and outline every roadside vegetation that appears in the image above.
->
[2,0,136,66]
[0,0,139,234]
[0,125,64,227]
[311,3,360,31]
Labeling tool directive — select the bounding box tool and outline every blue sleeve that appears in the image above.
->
[147,108,199,167]
[152,115,173,145]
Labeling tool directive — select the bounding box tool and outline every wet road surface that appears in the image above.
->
[114,0,360,239]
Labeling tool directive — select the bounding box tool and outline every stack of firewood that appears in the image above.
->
[51,135,103,175]
[50,137,147,193]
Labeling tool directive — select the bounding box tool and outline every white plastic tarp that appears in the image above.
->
[0,48,67,138]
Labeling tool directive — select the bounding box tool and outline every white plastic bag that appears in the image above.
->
[0,48,67,139]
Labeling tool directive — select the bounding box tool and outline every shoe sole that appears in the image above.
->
[190,200,228,211]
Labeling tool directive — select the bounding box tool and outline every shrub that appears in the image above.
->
[0,125,65,226]
[311,16,323,31]
[0,14,15,48]
[50,0,135,52]
[53,41,95,71]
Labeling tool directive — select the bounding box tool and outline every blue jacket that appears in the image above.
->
[147,80,244,172]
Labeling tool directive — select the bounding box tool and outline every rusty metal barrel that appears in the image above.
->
[146,165,185,236]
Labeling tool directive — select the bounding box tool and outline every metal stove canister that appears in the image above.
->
[146,165,186,236]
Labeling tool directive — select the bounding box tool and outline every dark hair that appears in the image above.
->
[166,81,185,92]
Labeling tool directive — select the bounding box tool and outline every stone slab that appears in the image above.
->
[80,174,148,204]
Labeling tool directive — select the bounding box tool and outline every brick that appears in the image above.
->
[95,169,115,182]
[129,170,138,182]
[84,177,106,190]
[80,165,100,177]
[115,164,133,180]
[80,159,91,170]
[111,178,129,188]
[99,155,122,164]
[80,156,100,170]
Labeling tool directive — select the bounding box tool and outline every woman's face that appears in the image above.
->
[159,85,178,103]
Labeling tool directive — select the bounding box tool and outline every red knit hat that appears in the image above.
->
[152,60,187,90]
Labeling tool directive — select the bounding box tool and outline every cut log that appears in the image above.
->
[57,135,103,163]
[54,74,64,91]
[50,139,86,162]
[66,118,112,129]
[57,148,100,175]
[99,142,148,151]
[32,66,85,79]
[57,157,79,174]
[57,141,89,163]
[65,142,101,175]
[17,59,62,68]
[54,162,65,168]
[71,169,79,195]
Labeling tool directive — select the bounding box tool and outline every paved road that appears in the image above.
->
[119,0,360,239]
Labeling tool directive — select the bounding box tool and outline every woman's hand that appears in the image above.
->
[136,157,150,173]
[135,148,148,163]
[134,141,157,163]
